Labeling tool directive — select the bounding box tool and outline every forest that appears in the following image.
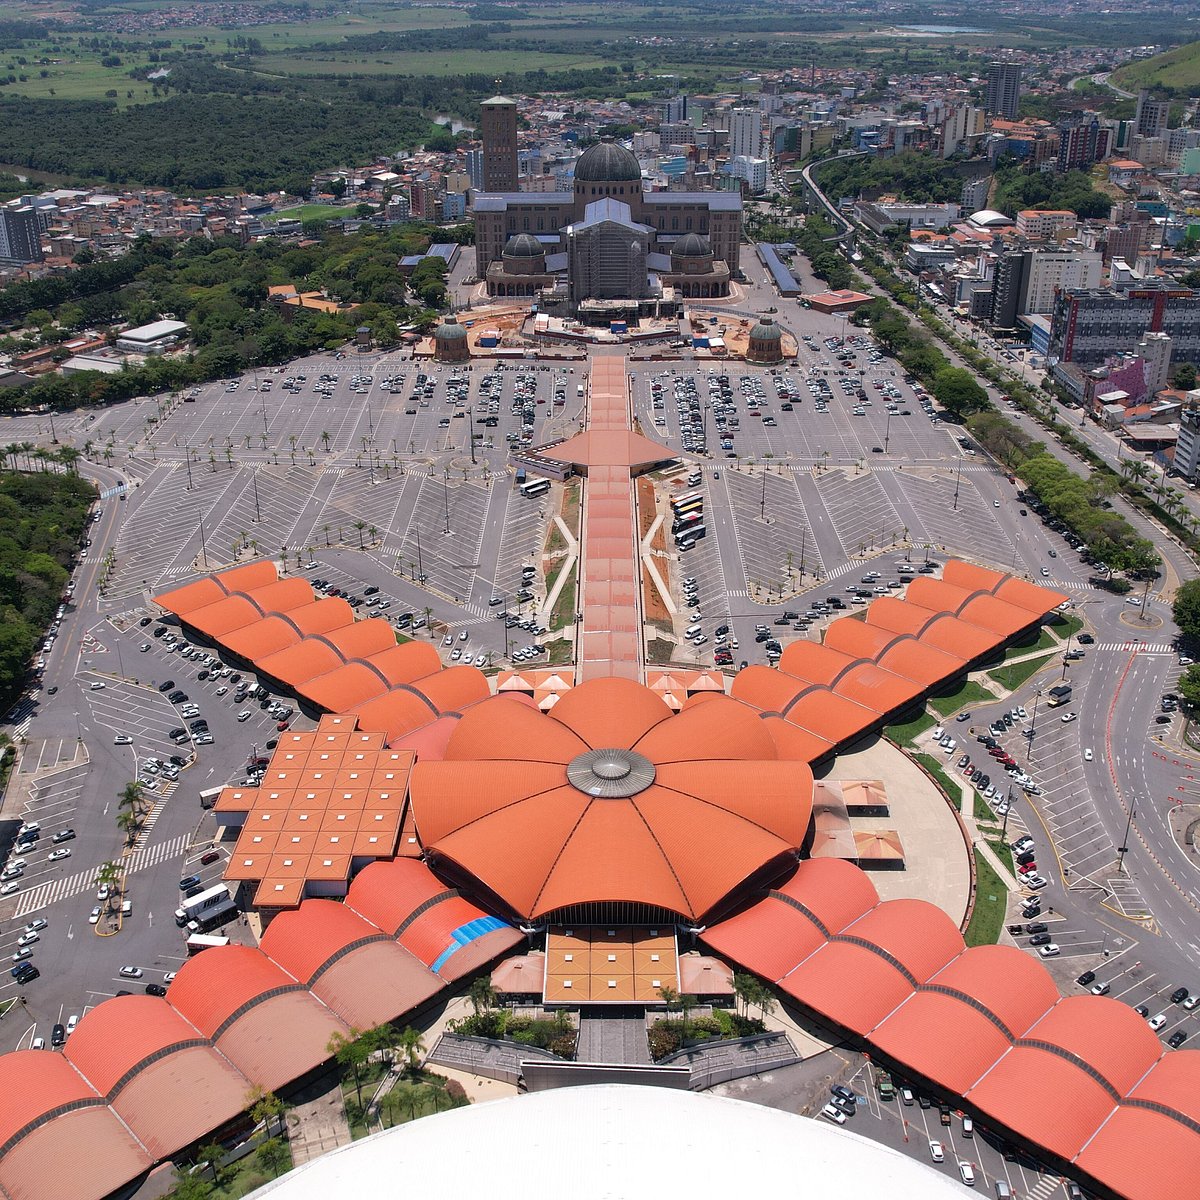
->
[0,466,94,710]
[0,221,465,414]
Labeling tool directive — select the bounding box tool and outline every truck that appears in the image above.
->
[199,786,224,810]
[876,1070,895,1100]
[175,883,231,927]
[186,933,231,955]
[1046,684,1073,708]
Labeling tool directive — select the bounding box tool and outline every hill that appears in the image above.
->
[1111,40,1200,94]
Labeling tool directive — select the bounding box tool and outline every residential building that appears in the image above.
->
[1049,285,1200,367]
[939,104,985,159]
[986,61,1022,121]
[0,203,43,264]
[730,108,764,161]
[442,192,467,221]
[1023,249,1102,314]
[1174,397,1200,480]
[1015,210,1078,241]
[728,156,769,194]
[1108,160,1144,188]
[1056,113,1110,172]
[1134,89,1170,139]
[660,96,690,124]
[660,122,697,149]
[1137,331,1173,393]
[960,176,992,213]
[481,95,519,193]
[465,148,484,192]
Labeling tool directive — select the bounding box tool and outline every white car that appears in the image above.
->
[1149,1012,1168,1030]
[214,685,228,696]
[929,1140,945,1163]
[66,1014,79,1035]
[16,931,39,947]
[97,883,110,900]
[820,1103,846,1124]
[958,1161,976,1187]
[47,848,71,862]
[1039,943,1060,957]
[0,881,19,896]
[442,634,454,647]
[88,906,102,924]
[237,710,252,722]
[1083,748,1093,762]
[1060,713,1076,723]
[114,734,133,745]
[118,966,143,979]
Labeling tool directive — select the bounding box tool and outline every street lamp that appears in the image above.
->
[952,459,962,511]
[884,409,892,455]
[251,468,262,523]
[442,469,451,534]
[1116,806,1137,874]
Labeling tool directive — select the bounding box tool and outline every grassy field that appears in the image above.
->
[965,849,1008,947]
[1112,40,1200,92]
[550,562,577,633]
[988,654,1054,692]
[262,204,360,224]
[0,43,171,105]
[929,679,995,718]
[260,48,611,77]
[1049,612,1084,640]
[885,710,935,746]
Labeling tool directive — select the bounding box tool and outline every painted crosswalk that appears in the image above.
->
[14,832,191,917]
[1095,641,1175,653]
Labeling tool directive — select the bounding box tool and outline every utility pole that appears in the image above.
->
[760,469,767,522]
[251,467,262,523]
[198,513,209,569]
[952,458,962,511]
[1116,806,1137,874]
[469,405,476,464]
[442,469,451,534]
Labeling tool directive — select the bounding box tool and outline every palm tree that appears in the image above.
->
[368,524,378,546]
[467,976,497,1016]
[323,524,331,547]
[398,1026,425,1073]
[288,434,298,465]
[102,446,114,466]
[321,430,332,452]
[354,520,367,549]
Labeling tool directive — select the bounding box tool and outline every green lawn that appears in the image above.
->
[964,849,1008,947]
[928,679,995,718]
[261,48,610,77]
[1112,40,1200,92]
[262,204,361,224]
[885,710,935,746]
[988,654,1054,692]
[547,638,574,666]
[1000,627,1057,660]
[987,838,1015,875]
[973,792,995,821]
[1048,612,1083,640]
[549,562,577,632]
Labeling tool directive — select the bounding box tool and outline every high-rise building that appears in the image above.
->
[480,95,518,193]
[960,175,992,212]
[1137,331,1173,393]
[730,108,763,161]
[990,248,1103,327]
[1174,398,1200,481]
[985,61,1023,121]
[0,204,43,264]
[660,95,689,124]
[1049,285,1200,366]
[940,104,985,159]
[465,147,484,191]
[1134,89,1170,139]
[1056,113,1111,172]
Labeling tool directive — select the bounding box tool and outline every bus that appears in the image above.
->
[187,897,238,934]
[186,933,231,955]
[672,511,703,534]
[670,490,703,513]
[520,478,551,499]
[674,523,706,544]
[671,497,704,519]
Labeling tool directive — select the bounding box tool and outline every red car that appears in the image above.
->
[1017,861,1038,875]
[276,720,289,731]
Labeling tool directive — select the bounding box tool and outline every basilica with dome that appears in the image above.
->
[474,139,740,317]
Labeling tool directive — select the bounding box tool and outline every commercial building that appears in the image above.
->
[1014,210,1078,241]
[856,201,960,235]
[1173,397,1200,480]
[1049,285,1200,367]
[0,203,43,264]
[960,175,991,213]
[985,61,1022,121]
[114,319,188,355]
[728,155,769,194]
[481,95,519,193]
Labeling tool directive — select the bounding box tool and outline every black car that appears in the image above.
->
[1029,933,1052,946]
[51,1023,66,1047]
[158,680,175,693]
[11,963,38,982]
[189,719,208,732]
[1077,633,1094,645]
[139,616,152,627]
[168,727,186,740]
[1171,986,1190,1005]
[169,755,187,767]
[168,691,187,704]
[363,585,380,596]
[179,874,201,891]
[831,1084,857,1104]
[1077,970,1096,987]
[145,983,167,997]
[153,626,167,638]
[1017,850,1037,866]
[1025,922,1048,934]
[1168,1030,1188,1048]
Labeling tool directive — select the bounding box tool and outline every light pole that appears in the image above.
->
[760,470,767,522]
[198,513,209,569]
[1116,806,1137,874]
[952,458,962,511]
[1027,687,1043,764]
[468,404,476,465]
[884,409,892,455]
[442,469,451,534]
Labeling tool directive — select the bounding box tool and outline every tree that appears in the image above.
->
[1173,578,1200,647]
[931,366,988,417]
[468,976,497,1016]
[1178,663,1200,713]
[327,1028,368,1107]
[167,1170,212,1200]
[256,1138,290,1179]
[398,1025,425,1073]
[1172,363,1197,392]
[246,1084,285,1132]
[194,1143,225,1185]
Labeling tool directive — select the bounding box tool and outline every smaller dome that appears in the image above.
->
[434,317,467,343]
[749,316,782,342]
[672,233,712,259]
[503,233,544,259]
[969,208,1012,228]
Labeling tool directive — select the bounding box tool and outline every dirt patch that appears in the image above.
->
[636,477,657,540]
[561,481,581,538]
[642,564,670,625]
[637,478,671,625]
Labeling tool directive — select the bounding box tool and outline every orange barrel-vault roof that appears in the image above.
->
[1023,994,1165,1097]
[180,593,265,640]
[778,688,880,747]
[865,595,941,637]
[365,640,442,686]
[285,596,356,636]
[941,560,1009,592]
[870,987,1015,1097]
[701,891,832,984]
[917,613,1002,662]
[240,575,315,613]
[821,618,899,663]
[905,577,980,616]
[0,1048,152,1200]
[1075,1107,1200,1200]
[994,574,1068,613]
[876,637,966,689]
[353,687,443,744]
[924,943,1060,1037]
[397,893,517,979]
[167,944,348,1091]
[965,1044,1119,1162]
[771,858,882,935]
[390,713,462,762]
[408,663,492,715]
[730,665,818,715]
[957,593,1042,638]
[255,637,345,688]
[260,900,444,1031]
[345,858,458,937]
[213,560,281,593]
[776,640,860,686]
[64,996,249,1161]
[154,575,229,618]
[777,939,919,1036]
[831,662,926,716]
[321,618,397,661]
[843,898,966,982]
[1126,1049,1200,1122]
[222,614,304,661]
[758,713,835,763]
[298,661,391,713]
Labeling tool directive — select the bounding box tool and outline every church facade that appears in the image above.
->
[474,141,740,313]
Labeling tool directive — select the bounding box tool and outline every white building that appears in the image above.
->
[114,319,188,355]
[1137,330,1173,393]
[1023,249,1102,314]
[730,107,764,161]
[1175,397,1200,480]
[729,155,769,194]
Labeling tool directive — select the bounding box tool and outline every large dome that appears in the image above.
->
[672,233,713,259]
[503,233,544,259]
[574,140,642,183]
[749,316,783,342]
[246,1086,965,1200]
[433,317,467,344]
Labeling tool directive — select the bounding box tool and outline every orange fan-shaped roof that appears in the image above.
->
[409,678,812,921]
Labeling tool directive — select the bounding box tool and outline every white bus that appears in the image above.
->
[520,478,551,499]
[186,933,231,955]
